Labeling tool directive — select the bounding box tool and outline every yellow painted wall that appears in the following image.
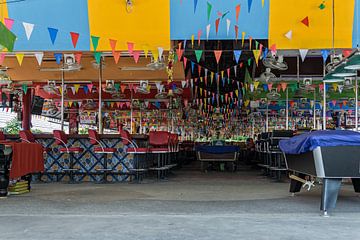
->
[0,0,8,22]
[87,0,170,51]
[269,0,355,49]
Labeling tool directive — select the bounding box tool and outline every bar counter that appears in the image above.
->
[5,134,149,183]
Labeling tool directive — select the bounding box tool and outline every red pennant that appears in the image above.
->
[215,18,220,35]
[198,65,201,76]
[70,32,79,48]
[176,48,184,60]
[75,52,82,64]
[0,53,5,65]
[342,49,352,58]
[227,68,230,77]
[239,62,243,68]
[133,51,141,63]
[127,42,134,55]
[301,16,309,27]
[235,4,241,22]
[197,30,202,46]
[183,57,188,69]
[214,50,222,64]
[109,39,117,52]
[113,51,121,64]
[234,25,239,41]
[120,84,127,93]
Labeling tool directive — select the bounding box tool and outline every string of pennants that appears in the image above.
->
[0,17,166,65]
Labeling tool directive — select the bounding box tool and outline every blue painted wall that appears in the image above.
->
[8,0,90,51]
[170,0,269,40]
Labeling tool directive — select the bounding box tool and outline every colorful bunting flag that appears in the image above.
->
[54,53,62,65]
[91,35,100,51]
[16,53,24,66]
[70,32,79,48]
[48,27,58,45]
[195,50,203,63]
[299,49,308,62]
[247,0,253,13]
[301,16,309,27]
[113,51,121,64]
[0,22,16,51]
[215,18,220,35]
[207,2,212,21]
[94,52,102,64]
[226,19,231,36]
[158,47,164,61]
[74,84,80,93]
[206,24,211,40]
[321,49,330,63]
[214,50,222,64]
[4,18,14,30]
[235,4,241,22]
[253,50,261,66]
[109,39,117,52]
[194,0,198,13]
[0,53,5,65]
[133,51,141,63]
[75,52,82,64]
[285,30,292,40]
[127,42,134,54]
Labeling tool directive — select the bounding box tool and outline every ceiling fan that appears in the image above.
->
[262,54,288,71]
[42,80,64,96]
[266,89,281,100]
[136,80,151,94]
[256,68,276,83]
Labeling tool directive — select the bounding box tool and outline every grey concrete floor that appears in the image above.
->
[1,170,360,240]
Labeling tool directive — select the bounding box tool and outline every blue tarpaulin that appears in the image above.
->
[195,146,240,154]
[279,130,360,155]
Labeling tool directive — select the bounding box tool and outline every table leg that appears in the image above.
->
[351,178,360,193]
[321,178,342,216]
[289,173,306,194]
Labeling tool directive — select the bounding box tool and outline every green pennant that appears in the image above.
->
[0,22,16,52]
[207,2,213,21]
[94,52,102,64]
[91,35,100,51]
[244,68,252,83]
[114,83,120,92]
[248,58,252,66]
[22,84,28,94]
[195,50,203,63]
[255,41,259,50]
[106,102,111,107]
[174,53,178,63]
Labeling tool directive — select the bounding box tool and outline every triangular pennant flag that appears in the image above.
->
[127,42,134,54]
[113,51,121,64]
[54,53,62,65]
[158,47,164,61]
[262,0,265,7]
[299,49,308,62]
[301,16,309,27]
[241,31,246,46]
[206,24,211,40]
[183,57,188,69]
[87,84,94,93]
[321,50,329,63]
[4,18,14,30]
[194,0,198,13]
[285,30,292,40]
[0,53,5,65]
[254,81,260,90]
[226,19,231,36]
[151,49,159,62]
[281,82,287,92]
[114,83,120,92]
[94,52,102,64]
[234,50,241,64]
[74,84,80,93]
[236,4,241,22]
[197,30,202,46]
[342,49,352,58]
[207,1,212,21]
[47,27,58,45]
[23,22,34,40]
[120,84,126,93]
[247,0,253,13]
[176,48,184,60]
[109,39,117,52]
[75,52,82,64]
[227,68,230,78]
[83,85,89,94]
[253,50,261,66]
[195,50,203,63]
[0,22,16,51]
[191,61,195,73]
[133,51,141,63]
[214,50,222,64]
[191,35,195,48]
[70,32,79,48]
[143,45,149,58]
[234,65,237,77]
[70,86,76,95]
[22,84,28,94]
[16,53,24,66]
[215,18,220,35]
[91,35,100,51]
[34,52,44,66]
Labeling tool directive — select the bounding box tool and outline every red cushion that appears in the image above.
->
[94,147,116,153]
[149,147,169,153]
[59,147,83,153]
[127,147,148,153]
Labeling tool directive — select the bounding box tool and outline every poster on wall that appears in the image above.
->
[80,112,96,124]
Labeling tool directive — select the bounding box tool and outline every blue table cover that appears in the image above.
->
[195,146,240,154]
[279,130,360,155]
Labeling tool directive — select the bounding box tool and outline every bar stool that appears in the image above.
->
[167,133,179,170]
[53,130,84,183]
[88,129,116,183]
[148,131,170,179]
[120,130,148,183]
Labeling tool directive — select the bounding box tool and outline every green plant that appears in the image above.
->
[79,127,89,135]
[3,117,21,134]
[31,129,43,134]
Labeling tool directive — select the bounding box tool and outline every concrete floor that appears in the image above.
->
[1,170,360,240]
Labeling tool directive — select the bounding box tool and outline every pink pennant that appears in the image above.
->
[319,84,324,91]
[119,102,125,109]
[230,92,233,98]
[87,84,94,93]
[176,48,184,60]
[268,83,273,91]
[270,44,277,55]
[183,57,188,69]
[197,30,202,46]
[75,52,82,64]
[126,102,131,108]
[4,18,14,30]
[227,68,230,77]
[127,42,134,55]
[214,50,222,64]
[332,100,337,106]
[281,82,287,92]
[133,51,141,63]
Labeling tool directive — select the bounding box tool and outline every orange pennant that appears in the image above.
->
[214,50,222,64]
[113,51,121,64]
[109,39,117,52]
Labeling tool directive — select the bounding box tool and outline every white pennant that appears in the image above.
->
[145,101,149,107]
[250,84,254,92]
[34,52,44,66]
[338,85,344,94]
[226,19,231,36]
[22,22,34,40]
[299,49,308,62]
[234,65,237,77]
[284,30,292,40]
[158,47,164,61]
[181,80,187,88]
[159,84,164,92]
[206,24,211,40]
[190,79,194,88]
[78,101,82,107]
[204,68,208,77]
[70,86,76,95]
[155,82,161,91]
